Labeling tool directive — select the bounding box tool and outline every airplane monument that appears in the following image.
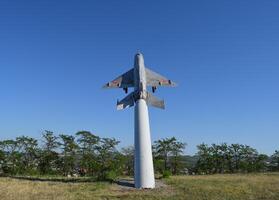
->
[103,52,176,188]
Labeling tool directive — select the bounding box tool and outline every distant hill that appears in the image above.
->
[180,155,199,169]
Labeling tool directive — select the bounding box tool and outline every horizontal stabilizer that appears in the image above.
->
[146,92,165,109]
[117,92,135,110]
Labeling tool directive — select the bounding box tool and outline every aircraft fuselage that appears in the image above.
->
[134,53,147,100]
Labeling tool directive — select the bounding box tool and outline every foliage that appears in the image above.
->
[162,170,172,178]
[0,131,124,180]
[270,150,279,171]
[121,146,134,176]
[95,137,121,180]
[16,136,39,174]
[153,137,186,174]
[38,131,60,175]
[75,131,100,176]
[0,139,21,174]
[104,170,118,182]
[59,134,79,175]
[0,130,277,180]
[195,143,269,174]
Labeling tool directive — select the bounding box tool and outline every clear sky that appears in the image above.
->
[0,0,278,155]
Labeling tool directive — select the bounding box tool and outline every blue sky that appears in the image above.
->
[0,0,278,155]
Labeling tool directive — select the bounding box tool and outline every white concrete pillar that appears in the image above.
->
[134,99,155,189]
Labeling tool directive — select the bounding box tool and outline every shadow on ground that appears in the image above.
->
[116,178,135,188]
[0,175,96,183]
[1,175,166,190]
[115,178,167,190]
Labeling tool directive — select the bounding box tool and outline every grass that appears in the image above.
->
[166,173,279,200]
[0,173,279,200]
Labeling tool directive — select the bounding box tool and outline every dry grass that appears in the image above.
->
[166,173,279,200]
[0,177,174,200]
[0,173,279,200]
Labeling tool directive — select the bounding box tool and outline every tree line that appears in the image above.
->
[194,143,279,174]
[0,131,278,180]
[0,131,186,180]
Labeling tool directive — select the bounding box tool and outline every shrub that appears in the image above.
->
[162,170,172,178]
[105,170,118,182]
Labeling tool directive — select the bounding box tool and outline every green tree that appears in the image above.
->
[38,131,60,174]
[254,154,268,172]
[76,131,100,176]
[239,145,258,172]
[170,140,186,174]
[16,136,39,174]
[0,139,21,174]
[153,137,175,172]
[0,141,7,174]
[210,143,230,173]
[121,146,134,176]
[153,137,186,174]
[196,143,213,174]
[195,143,267,174]
[59,134,78,176]
[229,144,243,172]
[270,150,279,171]
[95,138,121,180]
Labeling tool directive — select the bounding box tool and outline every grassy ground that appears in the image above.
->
[0,173,279,200]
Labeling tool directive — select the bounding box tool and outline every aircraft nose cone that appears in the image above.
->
[136,53,143,59]
[136,51,142,56]
[134,52,144,65]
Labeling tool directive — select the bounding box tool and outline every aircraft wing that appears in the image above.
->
[145,67,177,87]
[103,68,134,88]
